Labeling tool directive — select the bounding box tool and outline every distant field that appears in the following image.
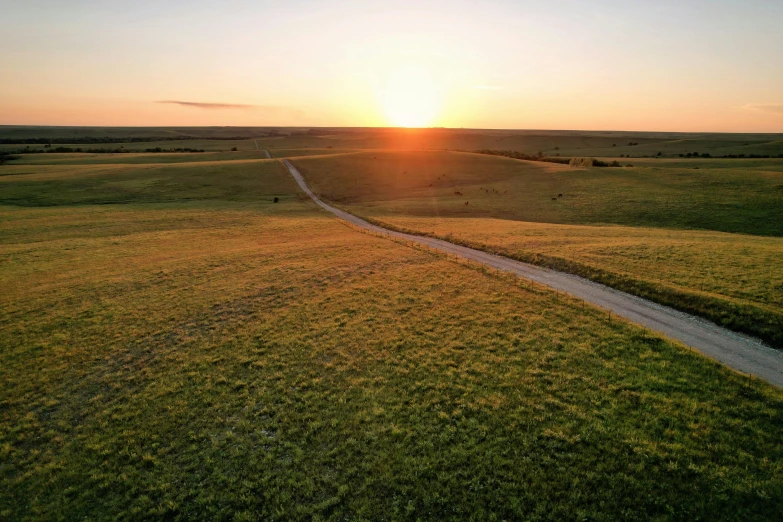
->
[3,135,783,518]
[0,159,291,206]
[8,151,263,165]
[292,150,783,346]
[3,126,783,159]
[292,150,783,236]
[0,138,259,153]
[267,148,363,158]
[2,155,783,519]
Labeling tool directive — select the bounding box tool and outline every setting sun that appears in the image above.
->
[381,65,440,128]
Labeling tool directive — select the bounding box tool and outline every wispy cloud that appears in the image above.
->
[741,103,783,115]
[157,100,256,110]
[472,85,503,91]
[156,100,305,119]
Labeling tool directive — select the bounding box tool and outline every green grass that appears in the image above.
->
[2,148,783,520]
[364,215,783,348]
[291,150,783,346]
[0,159,294,206]
[9,151,265,165]
[2,202,783,520]
[293,150,783,236]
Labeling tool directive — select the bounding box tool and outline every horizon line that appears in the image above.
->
[1,124,782,135]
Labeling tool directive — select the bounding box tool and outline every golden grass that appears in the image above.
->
[374,216,783,312]
[292,150,783,345]
[2,154,783,519]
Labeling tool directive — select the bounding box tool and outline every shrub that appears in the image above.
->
[569,157,594,167]
[0,151,20,165]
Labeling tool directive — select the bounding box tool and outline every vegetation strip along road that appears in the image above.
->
[283,159,783,388]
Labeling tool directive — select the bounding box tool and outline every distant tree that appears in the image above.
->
[231,147,238,151]
[0,151,19,165]
[657,151,662,156]
[612,144,616,147]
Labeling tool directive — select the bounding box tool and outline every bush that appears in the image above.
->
[0,151,20,165]
[473,150,570,165]
[569,157,594,167]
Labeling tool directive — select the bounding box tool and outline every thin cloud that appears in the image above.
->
[741,103,783,115]
[157,100,256,110]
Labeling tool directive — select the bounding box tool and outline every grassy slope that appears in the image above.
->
[2,153,783,519]
[0,159,294,206]
[292,151,783,236]
[2,202,782,520]
[292,151,783,346]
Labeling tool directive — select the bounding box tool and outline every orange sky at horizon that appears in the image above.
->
[2,0,782,132]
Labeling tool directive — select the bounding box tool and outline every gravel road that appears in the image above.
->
[283,159,783,388]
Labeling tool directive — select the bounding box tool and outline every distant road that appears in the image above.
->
[283,159,783,388]
[264,149,272,159]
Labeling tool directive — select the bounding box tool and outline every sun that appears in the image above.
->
[381,65,440,128]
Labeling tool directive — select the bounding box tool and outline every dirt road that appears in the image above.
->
[283,159,783,388]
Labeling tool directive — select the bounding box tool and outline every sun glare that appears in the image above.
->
[381,65,440,128]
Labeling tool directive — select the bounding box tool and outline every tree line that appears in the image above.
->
[473,149,624,167]
[0,136,254,145]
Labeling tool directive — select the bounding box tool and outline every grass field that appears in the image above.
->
[0,159,293,206]
[3,127,783,159]
[291,150,783,346]
[8,151,265,165]
[291,151,783,236]
[2,141,783,519]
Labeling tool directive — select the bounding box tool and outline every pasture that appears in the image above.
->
[291,150,783,346]
[3,126,783,159]
[2,136,783,519]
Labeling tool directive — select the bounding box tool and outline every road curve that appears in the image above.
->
[283,159,783,388]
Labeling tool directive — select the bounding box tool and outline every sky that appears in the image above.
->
[1,0,782,131]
